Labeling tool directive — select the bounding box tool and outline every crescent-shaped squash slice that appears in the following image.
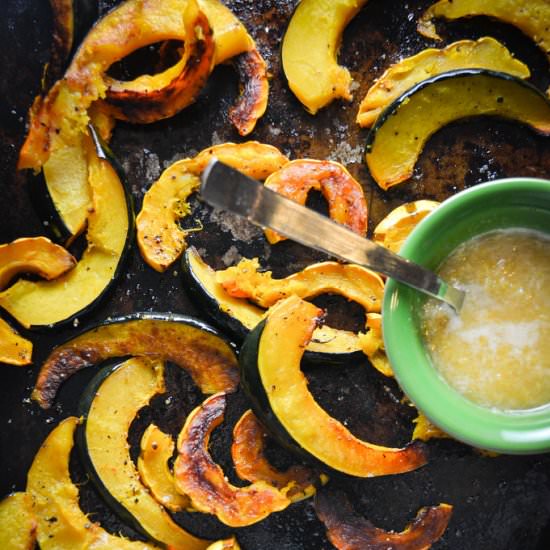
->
[365,70,550,190]
[182,247,364,361]
[262,159,368,244]
[0,492,36,550]
[0,318,33,366]
[357,313,392,377]
[174,393,290,527]
[138,424,192,513]
[137,142,288,272]
[232,409,323,503]
[0,130,132,329]
[282,0,368,114]
[0,236,75,290]
[77,358,208,549]
[206,537,241,550]
[239,295,428,477]
[33,312,238,408]
[314,489,453,550]
[26,417,160,550]
[356,37,531,127]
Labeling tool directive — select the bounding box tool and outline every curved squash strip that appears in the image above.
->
[0,492,36,550]
[137,142,288,272]
[33,313,238,408]
[26,417,160,550]
[183,247,364,358]
[138,424,192,513]
[240,296,427,477]
[206,537,241,550]
[357,313,392,377]
[365,70,550,190]
[373,200,440,254]
[0,318,33,366]
[232,409,322,503]
[0,136,131,329]
[0,236,75,290]
[216,258,383,311]
[174,393,290,527]
[356,37,531,128]
[263,159,368,244]
[282,0,368,114]
[106,1,215,124]
[314,489,453,550]
[79,358,208,549]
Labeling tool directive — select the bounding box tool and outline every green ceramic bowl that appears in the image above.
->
[383,177,550,454]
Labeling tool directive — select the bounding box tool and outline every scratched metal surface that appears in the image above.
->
[1,0,550,548]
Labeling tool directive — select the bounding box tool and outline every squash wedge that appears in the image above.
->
[206,537,241,550]
[239,296,428,477]
[0,492,36,550]
[0,318,33,366]
[356,37,530,127]
[365,70,550,190]
[282,0,368,114]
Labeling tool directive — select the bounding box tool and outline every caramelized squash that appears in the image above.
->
[33,312,239,408]
[365,70,550,189]
[282,0,368,114]
[263,159,368,244]
[315,489,453,550]
[0,492,36,550]
[0,318,33,366]
[174,393,290,527]
[357,37,530,127]
[239,296,428,477]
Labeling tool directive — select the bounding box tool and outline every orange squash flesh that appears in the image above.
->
[262,159,368,244]
[174,393,290,527]
[0,318,33,366]
[0,492,36,550]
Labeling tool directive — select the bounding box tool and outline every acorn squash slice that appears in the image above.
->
[182,247,364,362]
[0,128,132,329]
[0,318,33,366]
[206,537,241,550]
[281,0,368,114]
[262,159,368,244]
[0,492,36,550]
[0,236,75,290]
[232,409,323,503]
[77,358,209,549]
[137,142,288,272]
[174,392,290,527]
[26,416,160,550]
[33,312,238,408]
[138,424,192,513]
[365,70,550,190]
[314,489,453,550]
[356,37,530,128]
[239,296,428,477]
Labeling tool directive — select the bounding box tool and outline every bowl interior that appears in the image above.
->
[383,178,550,453]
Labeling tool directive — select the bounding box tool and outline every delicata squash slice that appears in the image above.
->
[365,69,550,189]
[356,37,530,128]
[0,491,36,550]
[239,296,428,477]
[174,392,291,527]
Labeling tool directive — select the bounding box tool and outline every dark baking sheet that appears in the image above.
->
[1,1,550,548]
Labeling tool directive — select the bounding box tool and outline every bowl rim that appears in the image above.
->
[382,177,550,454]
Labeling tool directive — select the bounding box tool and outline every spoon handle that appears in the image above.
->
[200,160,464,312]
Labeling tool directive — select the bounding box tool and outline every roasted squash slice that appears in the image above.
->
[174,392,291,527]
[206,537,241,550]
[412,412,450,442]
[357,313,392,377]
[356,37,530,127]
[0,236,75,290]
[0,130,132,329]
[315,489,453,550]
[138,424,192,513]
[0,492,36,550]
[0,318,33,366]
[33,312,238,408]
[77,358,208,549]
[263,159,368,244]
[232,409,323,503]
[365,70,550,190]
[137,142,288,272]
[26,416,159,550]
[282,0,368,114]
[240,296,427,477]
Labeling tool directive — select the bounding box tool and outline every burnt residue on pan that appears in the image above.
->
[1,1,550,549]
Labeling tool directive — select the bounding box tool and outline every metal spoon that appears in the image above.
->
[200,159,465,312]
